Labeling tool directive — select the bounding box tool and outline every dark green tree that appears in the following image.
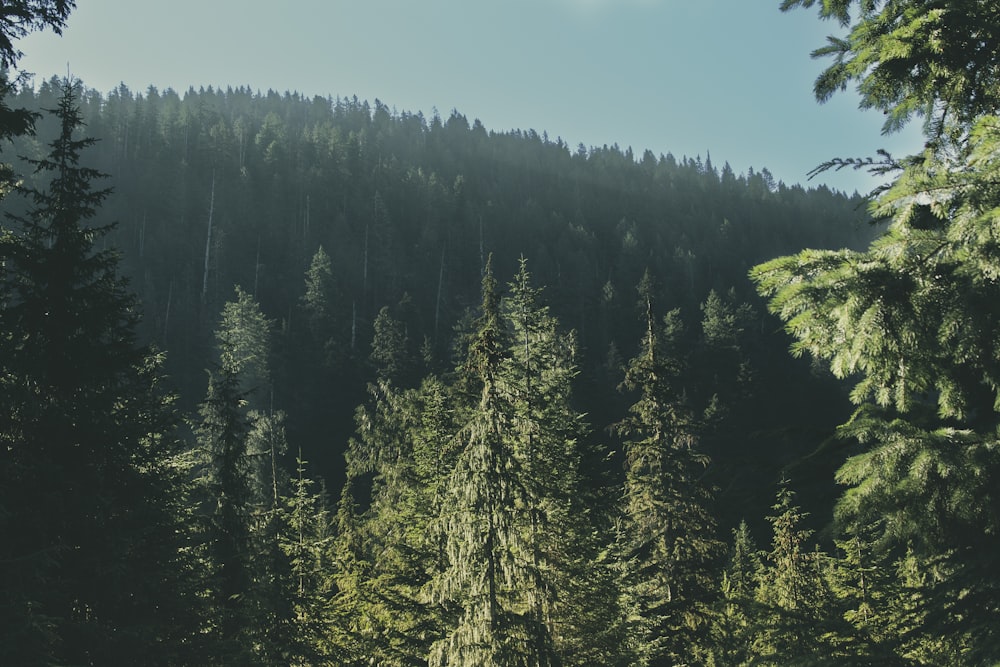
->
[0,1,74,194]
[752,481,832,666]
[429,256,546,667]
[707,521,761,667]
[196,367,255,661]
[615,270,723,666]
[370,303,411,383]
[277,454,336,665]
[502,256,626,665]
[0,78,196,665]
[216,284,272,405]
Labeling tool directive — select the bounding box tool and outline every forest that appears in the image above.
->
[2,1,1000,665]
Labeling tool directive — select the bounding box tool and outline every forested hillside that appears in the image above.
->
[5,0,999,665]
[8,78,869,494]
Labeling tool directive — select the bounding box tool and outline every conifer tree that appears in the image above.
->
[707,521,761,667]
[753,481,831,666]
[429,255,546,667]
[615,269,722,666]
[329,476,375,664]
[197,287,299,664]
[278,454,336,665]
[334,374,455,666]
[0,1,74,195]
[216,284,273,405]
[301,244,346,365]
[754,2,1000,660]
[0,78,196,665]
[196,367,256,661]
[502,256,626,665]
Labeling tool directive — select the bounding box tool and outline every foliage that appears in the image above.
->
[754,0,1000,662]
[0,78,196,665]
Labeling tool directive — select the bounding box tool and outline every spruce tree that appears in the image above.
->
[615,269,722,666]
[429,256,544,667]
[753,481,831,666]
[277,454,336,665]
[335,374,455,666]
[501,256,625,665]
[0,78,196,665]
[754,2,1000,660]
[196,367,256,661]
[707,521,761,667]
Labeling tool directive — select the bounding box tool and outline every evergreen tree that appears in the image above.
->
[301,244,346,365]
[0,78,196,665]
[707,521,761,667]
[277,454,336,665]
[501,256,626,665]
[216,284,273,405]
[615,269,723,666]
[752,480,831,666]
[0,1,74,194]
[197,287,297,665]
[429,256,545,667]
[196,367,256,661]
[370,303,412,383]
[755,2,1000,660]
[334,374,455,666]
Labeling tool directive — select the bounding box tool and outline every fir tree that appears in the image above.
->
[615,269,723,666]
[502,256,625,665]
[429,255,544,667]
[755,2,1000,661]
[753,480,830,666]
[0,78,196,665]
[707,521,761,667]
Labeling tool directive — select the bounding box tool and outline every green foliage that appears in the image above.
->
[370,304,411,382]
[706,521,761,667]
[216,284,273,402]
[781,0,1000,133]
[616,270,723,666]
[0,78,197,665]
[0,1,74,193]
[754,2,1000,662]
[429,257,547,666]
[752,481,835,665]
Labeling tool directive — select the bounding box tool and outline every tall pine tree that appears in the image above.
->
[0,78,196,665]
[615,269,722,666]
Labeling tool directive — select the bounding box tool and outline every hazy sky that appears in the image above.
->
[16,0,922,193]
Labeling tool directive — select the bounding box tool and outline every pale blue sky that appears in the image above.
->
[16,0,922,193]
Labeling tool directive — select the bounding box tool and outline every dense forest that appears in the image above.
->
[3,1,1000,665]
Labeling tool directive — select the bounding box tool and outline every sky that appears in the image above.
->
[15,0,924,194]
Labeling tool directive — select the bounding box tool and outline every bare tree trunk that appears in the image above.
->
[163,279,173,341]
[201,174,216,304]
[435,244,446,340]
[253,234,261,298]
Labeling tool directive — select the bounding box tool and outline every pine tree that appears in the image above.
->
[429,255,543,667]
[753,480,830,666]
[0,1,74,195]
[707,521,761,667]
[615,269,723,666]
[335,374,455,666]
[370,304,412,383]
[277,454,336,665]
[501,256,625,665]
[196,367,256,661]
[216,284,273,405]
[754,2,1000,661]
[0,78,196,665]
[301,244,345,365]
[197,288,296,665]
